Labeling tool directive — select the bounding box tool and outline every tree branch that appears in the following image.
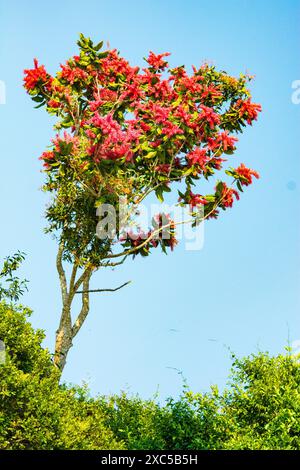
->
[69,262,78,293]
[72,273,92,338]
[102,178,236,261]
[100,256,128,268]
[72,267,93,295]
[102,218,187,260]
[56,241,68,303]
[75,280,131,294]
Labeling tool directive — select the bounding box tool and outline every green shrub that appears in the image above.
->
[1,301,300,450]
[0,302,123,449]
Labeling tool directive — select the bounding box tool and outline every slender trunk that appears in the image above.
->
[53,242,129,375]
[54,246,92,374]
[54,292,91,373]
[53,305,73,371]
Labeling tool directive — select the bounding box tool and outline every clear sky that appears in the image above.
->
[0,0,299,399]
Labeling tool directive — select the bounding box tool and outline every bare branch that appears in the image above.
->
[75,280,131,294]
[100,256,128,268]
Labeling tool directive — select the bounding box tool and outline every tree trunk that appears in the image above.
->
[53,251,129,375]
[54,259,92,374]
[54,313,73,371]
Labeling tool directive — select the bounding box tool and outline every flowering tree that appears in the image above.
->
[24,34,261,373]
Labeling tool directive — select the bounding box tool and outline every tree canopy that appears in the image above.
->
[24,34,261,267]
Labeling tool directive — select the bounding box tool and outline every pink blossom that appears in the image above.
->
[199,105,221,129]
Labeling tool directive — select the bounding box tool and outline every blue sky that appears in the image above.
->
[0,0,299,399]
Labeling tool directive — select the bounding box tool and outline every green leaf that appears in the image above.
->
[155,186,164,203]
[162,184,171,193]
[98,51,109,59]
[215,181,225,198]
[34,101,46,109]
[145,151,157,159]
[32,95,44,103]
[94,41,104,51]
[237,180,243,192]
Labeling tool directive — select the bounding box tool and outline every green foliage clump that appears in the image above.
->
[0,302,123,450]
[0,252,28,303]
[96,352,300,450]
[1,302,300,450]
[219,353,300,449]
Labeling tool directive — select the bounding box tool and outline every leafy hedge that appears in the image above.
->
[1,302,300,450]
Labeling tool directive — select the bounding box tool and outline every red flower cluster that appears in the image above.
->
[199,105,221,129]
[161,120,184,138]
[48,99,61,109]
[152,213,177,251]
[39,151,55,169]
[201,84,222,102]
[52,131,79,152]
[88,113,141,161]
[60,62,88,84]
[220,183,240,208]
[188,192,208,210]
[216,131,238,151]
[155,164,171,174]
[236,98,262,124]
[186,148,209,168]
[146,51,171,70]
[235,163,260,186]
[23,58,50,91]
[120,213,177,256]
